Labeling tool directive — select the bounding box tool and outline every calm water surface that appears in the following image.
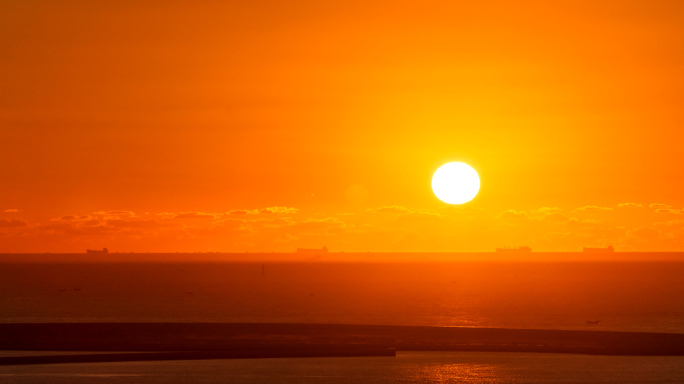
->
[1,262,684,332]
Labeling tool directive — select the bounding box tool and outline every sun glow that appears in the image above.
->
[432,162,480,204]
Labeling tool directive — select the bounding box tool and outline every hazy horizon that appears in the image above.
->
[2,251,684,264]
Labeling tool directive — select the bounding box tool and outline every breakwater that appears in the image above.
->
[2,323,684,365]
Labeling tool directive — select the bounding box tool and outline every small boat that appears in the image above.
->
[587,320,601,325]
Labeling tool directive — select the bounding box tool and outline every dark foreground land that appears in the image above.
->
[2,323,684,365]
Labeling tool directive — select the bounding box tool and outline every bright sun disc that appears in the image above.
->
[432,162,480,204]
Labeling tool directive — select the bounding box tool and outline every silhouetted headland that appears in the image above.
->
[2,323,684,365]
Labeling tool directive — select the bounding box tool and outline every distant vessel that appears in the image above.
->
[296,246,328,255]
[86,248,109,255]
[583,246,614,253]
[495,246,531,253]
[587,320,601,325]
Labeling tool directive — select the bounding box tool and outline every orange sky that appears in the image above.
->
[1,0,683,253]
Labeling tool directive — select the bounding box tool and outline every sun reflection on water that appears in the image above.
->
[407,363,504,383]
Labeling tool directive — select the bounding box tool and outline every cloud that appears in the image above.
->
[5,201,682,252]
[649,203,672,209]
[577,206,613,211]
[499,210,528,219]
[58,215,90,221]
[396,211,444,222]
[107,219,167,228]
[617,203,642,208]
[653,220,684,228]
[228,207,299,215]
[92,210,137,219]
[106,210,135,216]
[373,206,411,214]
[174,212,216,219]
[258,207,298,214]
[532,207,561,213]
[3,209,19,213]
[655,209,683,215]
[0,219,27,228]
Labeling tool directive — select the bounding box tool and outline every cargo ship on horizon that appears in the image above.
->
[86,248,108,255]
[295,246,328,255]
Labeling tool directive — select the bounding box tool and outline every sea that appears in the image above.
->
[1,261,684,382]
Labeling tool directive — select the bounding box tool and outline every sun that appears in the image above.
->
[432,162,480,204]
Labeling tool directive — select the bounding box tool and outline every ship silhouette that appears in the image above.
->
[296,246,328,255]
[86,248,108,255]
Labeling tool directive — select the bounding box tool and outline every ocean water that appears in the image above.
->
[1,262,684,333]
[1,352,684,383]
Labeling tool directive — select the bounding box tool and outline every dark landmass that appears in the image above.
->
[1,252,684,263]
[0,348,396,366]
[2,323,684,365]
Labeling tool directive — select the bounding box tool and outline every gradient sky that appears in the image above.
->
[1,0,683,253]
